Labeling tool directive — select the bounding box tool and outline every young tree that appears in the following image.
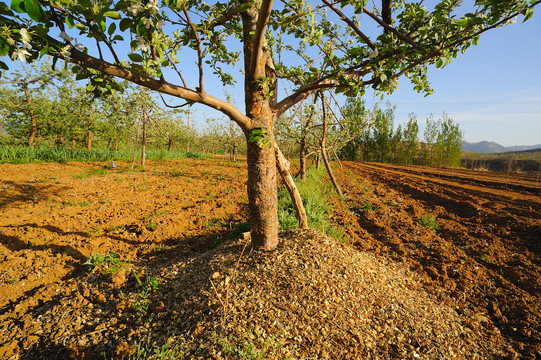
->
[1,0,538,249]
[0,62,67,146]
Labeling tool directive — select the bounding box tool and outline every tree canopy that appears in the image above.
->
[0,0,538,249]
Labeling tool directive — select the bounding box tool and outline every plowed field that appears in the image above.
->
[0,158,539,359]
[333,162,540,357]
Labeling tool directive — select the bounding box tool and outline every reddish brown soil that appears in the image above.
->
[333,162,540,358]
[0,158,539,359]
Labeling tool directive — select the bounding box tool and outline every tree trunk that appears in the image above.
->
[86,130,92,150]
[131,119,141,169]
[241,4,280,250]
[72,139,76,149]
[23,81,37,147]
[141,115,147,167]
[276,146,308,229]
[320,93,343,196]
[86,106,93,150]
[246,134,279,250]
[299,136,307,181]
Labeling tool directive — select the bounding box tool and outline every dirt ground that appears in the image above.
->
[0,157,539,359]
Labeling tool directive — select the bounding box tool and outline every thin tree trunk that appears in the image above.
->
[299,137,307,181]
[141,114,147,167]
[23,81,37,147]
[86,130,92,150]
[320,93,343,196]
[131,120,141,169]
[72,139,76,149]
[276,146,308,229]
[85,106,93,150]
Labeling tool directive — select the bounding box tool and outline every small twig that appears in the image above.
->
[222,238,250,328]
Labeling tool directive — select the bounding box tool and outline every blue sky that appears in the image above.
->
[364,12,541,147]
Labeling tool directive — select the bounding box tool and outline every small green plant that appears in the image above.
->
[145,209,168,219]
[87,226,103,236]
[210,331,283,360]
[217,175,225,180]
[363,203,373,211]
[63,200,91,207]
[170,169,183,177]
[72,168,108,179]
[147,220,158,231]
[419,215,441,233]
[152,244,175,252]
[479,253,490,262]
[83,252,125,276]
[132,272,160,315]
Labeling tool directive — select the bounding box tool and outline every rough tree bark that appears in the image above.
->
[241,2,280,249]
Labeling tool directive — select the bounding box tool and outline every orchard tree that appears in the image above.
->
[0,62,67,145]
[1,0,538,249]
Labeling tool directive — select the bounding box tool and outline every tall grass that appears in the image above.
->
[278,166,345,241]
[0,145,207,164]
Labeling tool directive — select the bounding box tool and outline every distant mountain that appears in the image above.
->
[463,141,541,154]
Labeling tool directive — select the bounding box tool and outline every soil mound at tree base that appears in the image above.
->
[164,229,513,359]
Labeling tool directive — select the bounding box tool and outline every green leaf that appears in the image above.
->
[10,0,24,13]
[128,53,144,62]
[523,7,534,22]
[108,22,117,36]
[119,18,132,32]
[24,0,46,22]
[436,58,443,68]
[0,2,14,15]
[65,15,75,29]
[103,10,121,19]
[0,61,8,71]
[0,37,9,56]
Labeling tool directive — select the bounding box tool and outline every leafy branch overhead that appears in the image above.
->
[1,0,538,122]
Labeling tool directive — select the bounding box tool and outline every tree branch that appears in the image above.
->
[183,3,205,94]
[249,0,274,78]
[362,6,425,53]
[321,0,375,50]
[207,4,245,30]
